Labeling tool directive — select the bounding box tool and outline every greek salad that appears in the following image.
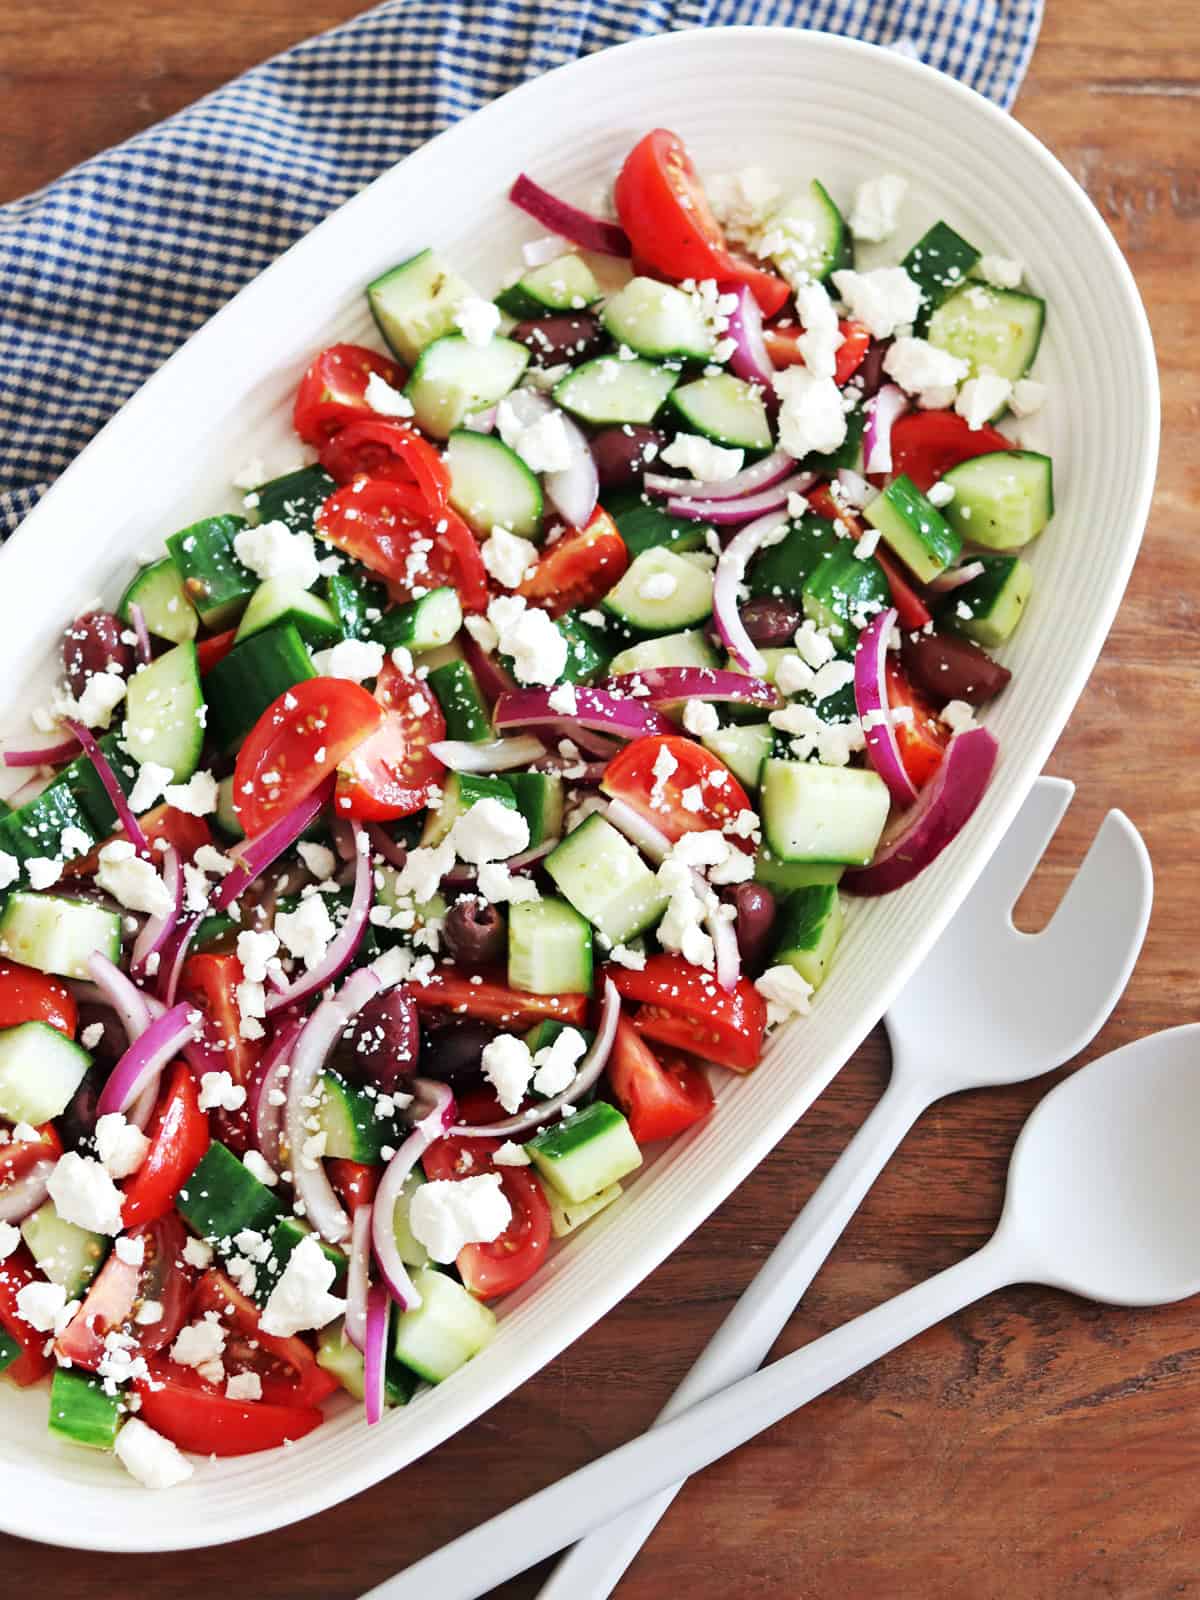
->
[0,129,1051,1488]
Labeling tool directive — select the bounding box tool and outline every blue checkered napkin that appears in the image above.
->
[0,0,1043,536]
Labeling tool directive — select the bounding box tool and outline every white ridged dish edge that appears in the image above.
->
[0,25,1157,1551]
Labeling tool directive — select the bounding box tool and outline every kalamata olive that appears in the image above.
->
[442,898,506,967]
[732,882,777,974]
[338,988,419,1092]
[901,630,1012,707]
[511,312,605,369]
[74,1003,128,1063]
[853,338,891,400]
[58,1066,105,1153]
[419,1018,500,1086]
[589,426,667,489]
[61,610,134,699]
[707,596,803,652]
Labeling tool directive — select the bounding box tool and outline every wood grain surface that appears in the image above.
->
[2,3,1197,1595]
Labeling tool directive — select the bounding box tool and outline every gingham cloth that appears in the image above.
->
[0,0,1042,538]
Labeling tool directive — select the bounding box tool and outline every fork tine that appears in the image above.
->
[1038,808,1153,949]
[965,775,1076,922]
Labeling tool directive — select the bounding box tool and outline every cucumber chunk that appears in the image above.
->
[801,547,890,646]
[368,249,476,365]
[420,772,518,848]
[761,760,890,866]
[762,179,852,285]
[939,451,1054,549]
[902,220,981,326]
[405,334,529,440]
[326,571,388,641]
[391,1266,497,1384]
[547,612,608,686]
[495,254,600,319]
[926,285,1045,383]
[316,1317,417,1406]
[253,466,337,537]
[554,357,678,427]
[507,772,564,848]
[702,724,774,791]
[608,497,711,560]
[508,896,593,995]
[388,1167,430,1269]
[0,786,97,887]
[602,547,713,633]
[0,892,121,981]
[166,514,255,629]
[426,659,491,741]
[235,579,341,650]
[747,515,841,602]
[315,1071,401,1163]
[372,587,463,654]
[123,641,204,780]
[545,814,668,946]
[864,474,962,582]
[601,277,713,362]
[445,430,543,539]
[755,850,845,894]
[668,373,773,451]
[21,1201,106,1297]
[0,1021,91,1124]
[176,1140,283,1246]
[540,1177,623,1238]
[252,1216,349,1306]
[118,557,197,645]
[204,622,317,752]
[526,1101,642,1204]
[772,883,844,990]
[947,554,1034,646]
[57,731,139,837]
[49,1369,122,1451]
[607,628,719,676]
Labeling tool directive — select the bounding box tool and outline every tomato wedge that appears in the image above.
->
[334,657,447,821]
[422,1136,551,1301]
[177,955,261,1149]
[317,478,489,614]
[406,968,588,1028]
[233,677,381,837]
[327,1158,379,1212]
[120,1061,210,1229]
[874,546,934,631]
[517,508,628,618]
[196,628,238,675]
[319,419,450,508]
[764,319,872,386]
[885,411,1013,493]
[293,343,409,447]
[0,960,75,1036]
[62,803,213,880]
[609,954,768,1074]
[55,1214,196,1369]
[614,130,789,316]
[885,657,948,790]
[601,735,756,847]
[1,1122,61,1195]
[607,1018,714,1143]
[0,1248,54,1386]
[135,1359,324,1455]
[191,1270,340,1407]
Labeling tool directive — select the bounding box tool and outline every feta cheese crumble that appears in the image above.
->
[311,638,386,683]
[831,267,922,340]
[755,963,814,1025]
[849,174,908,243]
[486,595,567,687]
[660,432,744,483]
[115,1419,194,1489]
[454,297,502,347]
[956,373,1013,431]
[259,1234,347,1337]
[94,1112,151,1180]
[883,337,970,409]
[408,1173,513,1263]
[481,527,538,590]
[774,368,848,459]
[363,370,415,417]
[47,1152,124,1235]
[233,520,321,589]
[481,1033,534,1115]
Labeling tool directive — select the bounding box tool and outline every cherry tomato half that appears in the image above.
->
[318,479,489,614]
[334,657,447,821]
[293,343,408,447]
[608,954,768,1074]
[607,1017,714,1143]
[517,508,628,619]
[601,735,756,848]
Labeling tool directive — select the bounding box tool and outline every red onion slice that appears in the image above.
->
[87,951,152,1042]
[460,630,516,710]
[285,966,383,1245]
[724,283,777,391]
[854,607,919,807]
[844,725,999,897]
[130,844,182,982]
[666,471,816,527]
[363,1282,391,1426]
[214,781,331,912]
[249,1013,304,1170]
[643,447,794,504]
[371,1079,457,1310]
[158,915,199,1006]
[509,173,631,258]
[429,737,546,774]
[712,508,789,677]
[65,719,151,858]
[709,901,741,993]
[864,383,909,475]
[1,734,81,769]
[462,406,497,435]
[95,1002,198,1126]
[345,1201,373,1354]
[127,604,152,666]
[448,976,621,1140]
[494,389,596,532]
[602,668,780,710]
[927,559,986,594]
[0,1157,55,1224]
[265,822,372,1015]
[601,796,673,864]
[365,824,408,871]
[493,688,675,743]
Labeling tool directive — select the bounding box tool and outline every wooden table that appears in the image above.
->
[2,3,1196,1594]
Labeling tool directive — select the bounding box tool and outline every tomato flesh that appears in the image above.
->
[293,343,408,447]
[318,479,489,614]
[607,1018,714,1143]
[886,657,947,790]
[765,319,872,386]
[135,1360,324,1455]
[0,1249,54,1385]
[191,1270,340,1407]
[608,955,768,1074]
[406,968,589,1028]
[334,658,447,820]
[55,1214,195,1369]
[874,546,934,630]
[0,960,75,1036]
[120,1061,210,1229]
[601,735,756,848]
[319,419,450,509]
[422,1136,551,1300]
[518,509,628,618]
[885,412,1013,493]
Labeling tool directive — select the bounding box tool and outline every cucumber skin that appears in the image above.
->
[166,514,255,629]
[203,622,317,752]
[123,640,205,782]
[176,1140,284,1246]
[526,1101,642,1204]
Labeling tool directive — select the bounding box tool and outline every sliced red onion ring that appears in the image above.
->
[87,951,152,1042]
[130,844,181,982]
[65,719,151,858]
[249,1013,304,1170]
[1,734,81,769]
[927,559,986,594]
[363,1282,391,1426]
[601,797,672,864]
[836,467,873,508]
[159,915,199,1006]
[214,782,331,912]
[448,976,621,1139]
[127,603,152,666]
[462,406,497,435]
[460,631,515,710]
[844,724,999,897]
[509,173,632,258]
[429,736,546,774]
[95,1002,198,1126]
[709,900,741,993]
[864,383,909,475]
[366,824,408,871]
[530,757,607,783]
[493,688,675,743]
[552,724,624,761]
[713,508,789,677]
[666,471,816,527]
[345,1201,373,1354]
[0,1157,56,1224]
[371,1079,457,1309]
[854,607,919,807]
[602,668,780,710]
[265,822,372,1015]
[643,448,794,504]
[504,389,599,530]
[724,283,777,391]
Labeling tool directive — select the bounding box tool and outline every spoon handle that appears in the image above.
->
[361,1236,1015,1600]
[535,1070,933,1600]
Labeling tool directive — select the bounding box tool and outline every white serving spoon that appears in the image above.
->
[362,1021,1200,1600]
